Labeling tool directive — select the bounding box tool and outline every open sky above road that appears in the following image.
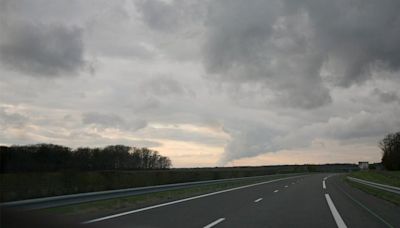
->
[1,0,400,167]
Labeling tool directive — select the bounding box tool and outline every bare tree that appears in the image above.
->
[380,132,400,170]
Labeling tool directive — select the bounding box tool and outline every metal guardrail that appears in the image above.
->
[1,173,303,210]
[347,176,400,195]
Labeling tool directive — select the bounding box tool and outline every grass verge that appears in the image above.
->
[346,171,400,206]
[41,173,302,219]
[346,179,400,206]
[348,171,400,187]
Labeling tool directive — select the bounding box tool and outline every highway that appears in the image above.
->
[80,173,400,228]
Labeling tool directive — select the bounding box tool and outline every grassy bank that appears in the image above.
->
[348,171,400,187]
[43,173,300,218]
[1,166,307,202]
[347,171,400,205]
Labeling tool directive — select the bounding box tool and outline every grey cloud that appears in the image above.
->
[139,76,193,97]
[135,0,205,32]
[285,0,400,87]
[221,108,400,164]
[220,122,281,163]
[67,130,162,148]
[0,21,85,77]
[202,0,400,109]
[0,107,28,128]
[138,126,227,147]
[372,88,399,104]
[2,0,400,167]
[136,0,180,31]
[82,112,147,131]
[203,0,331,109]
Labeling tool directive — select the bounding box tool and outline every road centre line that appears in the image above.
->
[323,180,326,189]
[254,198,263,203]
[203,218,225,228]
[274,190,279,193]
[83,175,305,224]
[284,185,288,188]
[325,194,347,228]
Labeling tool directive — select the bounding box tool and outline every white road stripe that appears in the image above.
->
[83,175,305,224]
[254,198,263,203]
[284,185,288,188]
[325,194,347,228]
[274,190,279,193]
[323,180,326,189]
[203,218,225,228]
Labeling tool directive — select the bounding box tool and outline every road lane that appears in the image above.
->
[326,175,400,228]
[82,174,338,228]
[218,174,336,228]
[78,173,399,228]
[203,218,225,228]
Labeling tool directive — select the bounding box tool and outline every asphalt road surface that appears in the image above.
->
[82,173,400,228]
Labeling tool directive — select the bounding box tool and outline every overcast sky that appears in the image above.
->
[1,0,400,167]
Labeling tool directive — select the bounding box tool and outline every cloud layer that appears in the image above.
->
[1,0,400,167]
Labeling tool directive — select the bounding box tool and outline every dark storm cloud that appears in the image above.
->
[203,0,331,109]
[136,0,180,31]
[372,89,400,104]
[285,0,400,87]
[202,0,400,109]
[0,22,85,77]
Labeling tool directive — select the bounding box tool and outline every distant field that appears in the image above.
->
[1,166,307,202]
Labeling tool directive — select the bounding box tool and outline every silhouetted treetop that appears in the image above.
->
[0,144,172,172]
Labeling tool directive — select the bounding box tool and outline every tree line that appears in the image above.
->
[0,144,172,172]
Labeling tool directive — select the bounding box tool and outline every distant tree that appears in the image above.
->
[0,144,172,172]
[72,147,93,170]
[380,132,400,170]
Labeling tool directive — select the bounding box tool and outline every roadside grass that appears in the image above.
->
[1,166,307,202]
[348,171,400,187]
[346,170,400,205]
[345,179,400,206]
[41,173,301,219]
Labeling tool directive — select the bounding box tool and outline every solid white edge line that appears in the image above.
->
[323,180,326,189]
[203,218,225,228]
[82,175,304,224]
[325,194,347,228]
[254,198,263,203]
